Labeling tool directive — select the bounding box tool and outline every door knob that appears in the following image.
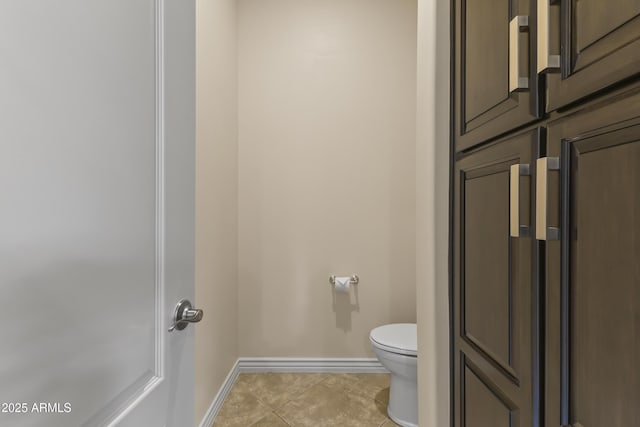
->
[168,299,203,332]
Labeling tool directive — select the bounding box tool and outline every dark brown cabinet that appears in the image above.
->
[454,0,541,151]
[452,1,640,426]
[545,0,640,111]
[454,0,640,153]
[543,91,640,427]
[453,129,541,427]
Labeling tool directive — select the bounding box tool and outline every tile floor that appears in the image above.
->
[212,373,400,427]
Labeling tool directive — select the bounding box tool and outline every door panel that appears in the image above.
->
[545,91,640,427]
[455,0,541,151]
[454,129,541,427]
[571,138,640,427]
[545,0,640,111]
[463,172,512,371]
[464,0,510,121]
[463,362,515,427]
[575,1,640,51]
[0,1,195,426]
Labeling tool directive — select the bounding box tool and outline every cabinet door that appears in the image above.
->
[544,91,640,427]
[455,0,541,152]
[453,130,541,427]
[543,0,640,111]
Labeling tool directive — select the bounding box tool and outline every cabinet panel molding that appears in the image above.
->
[453,129,542,427]
[545,93,640,427]
[545,0,640,111]
[454,0,541,151]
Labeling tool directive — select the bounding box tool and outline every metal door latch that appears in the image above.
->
[168,299,203,332]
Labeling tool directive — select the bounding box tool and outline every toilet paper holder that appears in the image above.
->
[329,275,359,285]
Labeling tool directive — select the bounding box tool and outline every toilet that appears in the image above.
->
[370,323,418,427]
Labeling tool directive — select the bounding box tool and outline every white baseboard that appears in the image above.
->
[197,359,240,427]
[197,357,387,427]
[237,357,387,373]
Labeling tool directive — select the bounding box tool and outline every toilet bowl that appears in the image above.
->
[370,323,418,427]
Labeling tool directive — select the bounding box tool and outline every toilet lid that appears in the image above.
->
[370,323,417,356]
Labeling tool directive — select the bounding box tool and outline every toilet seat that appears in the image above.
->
[370,323,417,357]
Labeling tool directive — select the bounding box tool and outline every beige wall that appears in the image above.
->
[237,0,417,357]
[194,1,449,425]
[195,0,238,423]
[416,0,450,425]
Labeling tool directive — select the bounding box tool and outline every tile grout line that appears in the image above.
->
[222,377,279,427]
[247,389,278,414]
[274,378,342,427]
[236,374,277,412]
[297,373,333,394]
[271,378,330,425]
[247,410,293,427]
[243,373,329,424]
[273,410,293,427]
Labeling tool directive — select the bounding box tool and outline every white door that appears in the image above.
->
[0,1,196,426]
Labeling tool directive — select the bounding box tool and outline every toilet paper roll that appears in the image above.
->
[334,276,351,293]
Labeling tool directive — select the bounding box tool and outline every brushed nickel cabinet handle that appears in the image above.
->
[536,157,560,240]
[509,16,529,92]
[537,0,561,73]
[510,163,531,237]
